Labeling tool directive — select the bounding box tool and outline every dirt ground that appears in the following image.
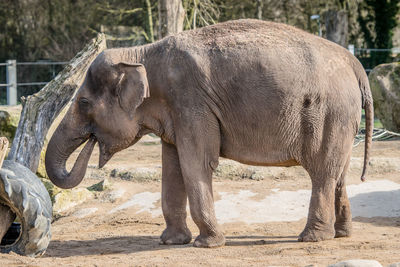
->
[1,137,400,267]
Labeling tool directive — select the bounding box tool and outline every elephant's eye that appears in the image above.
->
[78,98,90,107]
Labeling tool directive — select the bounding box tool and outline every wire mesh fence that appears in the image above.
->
[353,47,400,73]
[0,61,67,105]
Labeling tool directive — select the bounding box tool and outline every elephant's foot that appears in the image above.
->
[160,227,192,245]
[193,233,225,248]
[298,226,335,242]
[334,221,352,238]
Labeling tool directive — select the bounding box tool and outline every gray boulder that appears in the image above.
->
[369,62,400,132]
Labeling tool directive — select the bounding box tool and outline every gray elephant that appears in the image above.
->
[45,19,373,248]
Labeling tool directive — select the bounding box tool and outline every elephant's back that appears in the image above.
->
[170,19,345,56]
[160,19,362,125]
[166,19,356,86]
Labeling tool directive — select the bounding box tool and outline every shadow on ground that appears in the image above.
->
[225,235,298,246]
[45,235,299,257]
[45,236,166,257]
[350,189,400,226]
[353,216,400,227]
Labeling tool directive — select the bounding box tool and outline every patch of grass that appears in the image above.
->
[359,109,383,129]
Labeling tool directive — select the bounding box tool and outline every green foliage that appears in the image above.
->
[143,0,155,42]
[358,0,400,65]
[0,0,158,62]
[0,0,96,62]
[0,111,17,143]
[0,0,398,64]
[212,0,363,44]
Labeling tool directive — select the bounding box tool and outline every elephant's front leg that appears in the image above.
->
[160,141,192,245]
[180,160,225,248]
[175,120,225,248]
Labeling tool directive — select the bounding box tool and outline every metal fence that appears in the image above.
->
[348,45,400,73]
[0,60,67,105]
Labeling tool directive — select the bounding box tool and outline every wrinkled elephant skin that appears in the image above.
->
[45,19,373,247]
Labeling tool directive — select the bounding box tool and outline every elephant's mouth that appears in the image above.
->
[97,138,113,169]
[96,134,142,169]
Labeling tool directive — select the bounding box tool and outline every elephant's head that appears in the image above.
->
[45,51,150,189]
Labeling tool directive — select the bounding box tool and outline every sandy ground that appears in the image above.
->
[1,138,400,266]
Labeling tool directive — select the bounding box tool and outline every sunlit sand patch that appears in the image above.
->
[215,180,400,224]
[109,191,162,217]
[72,207,98,218]
[108,180,400,224]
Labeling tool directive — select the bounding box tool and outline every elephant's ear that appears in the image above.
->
[115,62,150,115]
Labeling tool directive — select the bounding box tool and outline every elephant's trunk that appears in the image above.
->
[45,126,96,189]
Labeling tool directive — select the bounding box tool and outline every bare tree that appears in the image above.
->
[183,0,220,30]
[324,10,348,47]
[158,0,185,38]
[144,0,155,42]
[256,0,263,20]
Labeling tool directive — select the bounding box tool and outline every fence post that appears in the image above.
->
[348,44,355,55]
[6,60,17,105]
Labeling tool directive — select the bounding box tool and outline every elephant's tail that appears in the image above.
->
[355,63,374,182]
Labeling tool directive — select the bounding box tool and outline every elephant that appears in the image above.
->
[45,19,373,248]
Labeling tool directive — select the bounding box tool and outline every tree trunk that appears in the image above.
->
[324,10,348,47]
[158,0,185,39]
[7,34,107,173]
[144,0,155,43]
[256,0,263,20]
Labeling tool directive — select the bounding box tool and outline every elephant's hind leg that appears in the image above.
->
[299,138,353,242]
[334,154,352,238]
[160,141,192,245]
[298,172,337,242]
[299,153,352,242]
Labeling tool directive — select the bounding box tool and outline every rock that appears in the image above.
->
[387,263,400,267]
[101,188,126,203]
[86,164,108,180]
[87,178,112,192]
[328,259,383,267]
[110,167,161,182]
[53,188,93,214]
[214,160,307,181]
[0,110,18,143]
[110,168,118,178]
[40,178,61,203]
[215,161,266,180]
[369,62,400,131]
